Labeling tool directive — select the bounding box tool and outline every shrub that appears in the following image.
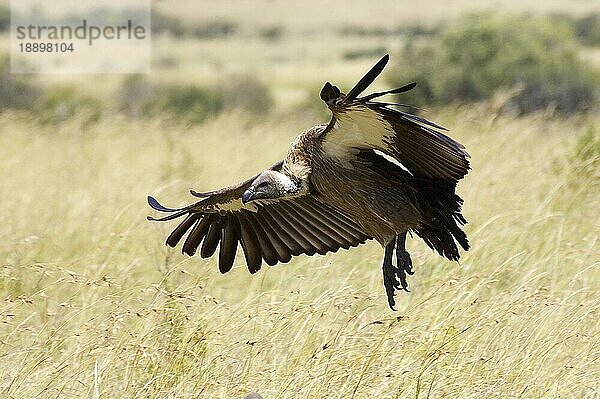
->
[0,5,9,32]
[141,85,224,124]
[550,13,600,47]
[119,76,223,123]
[151,9,187,37]
[572,14,600,46]
[220,75,274,115]
[119,74,273,122]
[260,26,285,41]
[343,46,389,60]
[189,20,237,39]
[0,56,102,123]
[119,74,153,118]
[0,56,41,111]
[151,9,236,39]
[388,14,600,114]
[338,25,389,37]
[36,87,103,124]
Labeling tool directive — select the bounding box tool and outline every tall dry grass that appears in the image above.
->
[0,105,598,398]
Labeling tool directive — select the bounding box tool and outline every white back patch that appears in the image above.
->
[322,106,394,161]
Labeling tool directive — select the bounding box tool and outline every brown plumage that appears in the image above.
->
[148,55,470,309]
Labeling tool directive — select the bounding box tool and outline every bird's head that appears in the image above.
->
[242,170,300,204]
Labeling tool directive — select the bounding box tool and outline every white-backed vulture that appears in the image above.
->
[148,55,470,309]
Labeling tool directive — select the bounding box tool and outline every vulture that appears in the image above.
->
[148,54,470,310]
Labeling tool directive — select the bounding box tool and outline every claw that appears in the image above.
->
[396,250,413,292]
[382,241,397,310]
[381,233,415,310]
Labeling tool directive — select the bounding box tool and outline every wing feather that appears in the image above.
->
[166,214,198,248]
[264,206,319,256]
[278,202,339,251]
[259,208,305,256]
[238,212,262,273]
[319,55,470,183]
[289,199,353,249]
[273,203,332,255]
[182,215,212,256]
[308,200,369,241]
[247,218,279,266]
[200,217,222,258]
[148,179,371,274]
[218,215,240,273]
[300,199,365,244]
[255,212,293,263]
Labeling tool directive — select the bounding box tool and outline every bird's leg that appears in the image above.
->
[395,232,413,292]
[382,240,400,310]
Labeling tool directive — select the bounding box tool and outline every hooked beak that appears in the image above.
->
[241,187,254,204]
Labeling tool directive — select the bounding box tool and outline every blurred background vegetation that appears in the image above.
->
[1,1,599,123]
[0,1,599,398]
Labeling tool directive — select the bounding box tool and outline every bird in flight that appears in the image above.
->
[148,54,470,310]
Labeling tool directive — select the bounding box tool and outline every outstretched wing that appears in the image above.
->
[148,161,371,274]
[319,54,470,183]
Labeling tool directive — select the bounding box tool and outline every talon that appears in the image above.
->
[396,249,412,291]
[382,234,415,310]
[398,250,414,275]
[397,267,409,292]
[387,296,396,311]
[383,264,399,308]
[382,241,397,310]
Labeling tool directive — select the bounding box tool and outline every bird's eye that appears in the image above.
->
[257,181,269,189]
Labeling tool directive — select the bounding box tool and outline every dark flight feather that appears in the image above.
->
[182,215,212,256]
[357,81,417,102]
[166,214,198,248]
[200,217,222,258]
[238,212,262,273]
[218,215,240,273]
[343,54,390,103]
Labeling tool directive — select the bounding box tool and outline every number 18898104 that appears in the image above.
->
[19,42,74,53]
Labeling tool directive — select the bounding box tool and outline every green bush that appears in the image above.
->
[119,74,153,117]
[343,46,389,60]
[151,9,187,37]
[338,25,389,37]
[119,74,273,122]
[220,75,274,115]
[119,76,223,123]
[550,13,600,47]
[140,85,223,124]
[0,57,41,111]
[260,25,285,41]
[36,87,103,124]
[388,14,600,114]
[190,20,237,39]
[0,56,101,123]
[572,14,600,46]
[0,5,9,32]
[151,9,236,39]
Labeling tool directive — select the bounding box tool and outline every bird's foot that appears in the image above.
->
[382,257,400,310]
[396,249,413,292]
[382,233,414,310]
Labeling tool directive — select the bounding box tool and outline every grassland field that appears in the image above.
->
[0,1,599,398]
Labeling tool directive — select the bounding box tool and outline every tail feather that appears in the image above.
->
[411,180,469,260]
